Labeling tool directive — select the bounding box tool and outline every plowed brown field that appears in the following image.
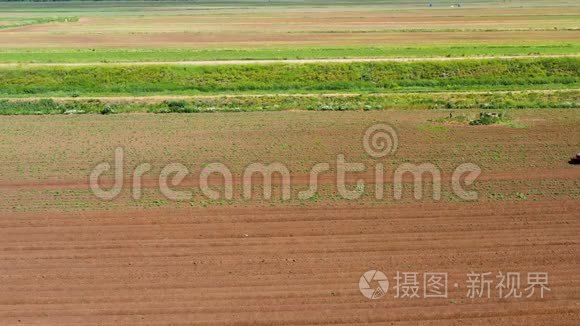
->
[0,109,579,324]
[0,201,579,325]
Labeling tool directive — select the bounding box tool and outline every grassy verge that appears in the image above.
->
[0,44,578,63]
[0,16,78,30]
[1,91,577,115]
[0,58,578,97]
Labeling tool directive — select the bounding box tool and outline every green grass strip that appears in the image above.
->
[0,58,578,97]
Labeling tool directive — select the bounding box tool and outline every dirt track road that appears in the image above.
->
[0,54,578,67]
[3,89,577,103]
[0,200,578,325]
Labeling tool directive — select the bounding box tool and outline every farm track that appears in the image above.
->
[0,200,578,325]
[0,54,578,68]
[4,89,579,103]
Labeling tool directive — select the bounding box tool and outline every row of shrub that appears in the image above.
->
[0,99,116,115]
[1,91,578,115]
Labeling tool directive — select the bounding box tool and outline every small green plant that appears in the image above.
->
[515,192,528,200]
[489,192,506,200]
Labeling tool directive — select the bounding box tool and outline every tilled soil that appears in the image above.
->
[0,110,578,324]
[0,200,578,325]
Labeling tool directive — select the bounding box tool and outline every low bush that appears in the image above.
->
[469,112,510,125]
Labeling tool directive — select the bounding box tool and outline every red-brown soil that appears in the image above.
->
[1,167,579,191]
[0,110,578,324]
[0,200,578,325]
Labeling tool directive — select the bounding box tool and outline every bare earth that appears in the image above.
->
[0,110,579,324]
[0,201,579,325]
